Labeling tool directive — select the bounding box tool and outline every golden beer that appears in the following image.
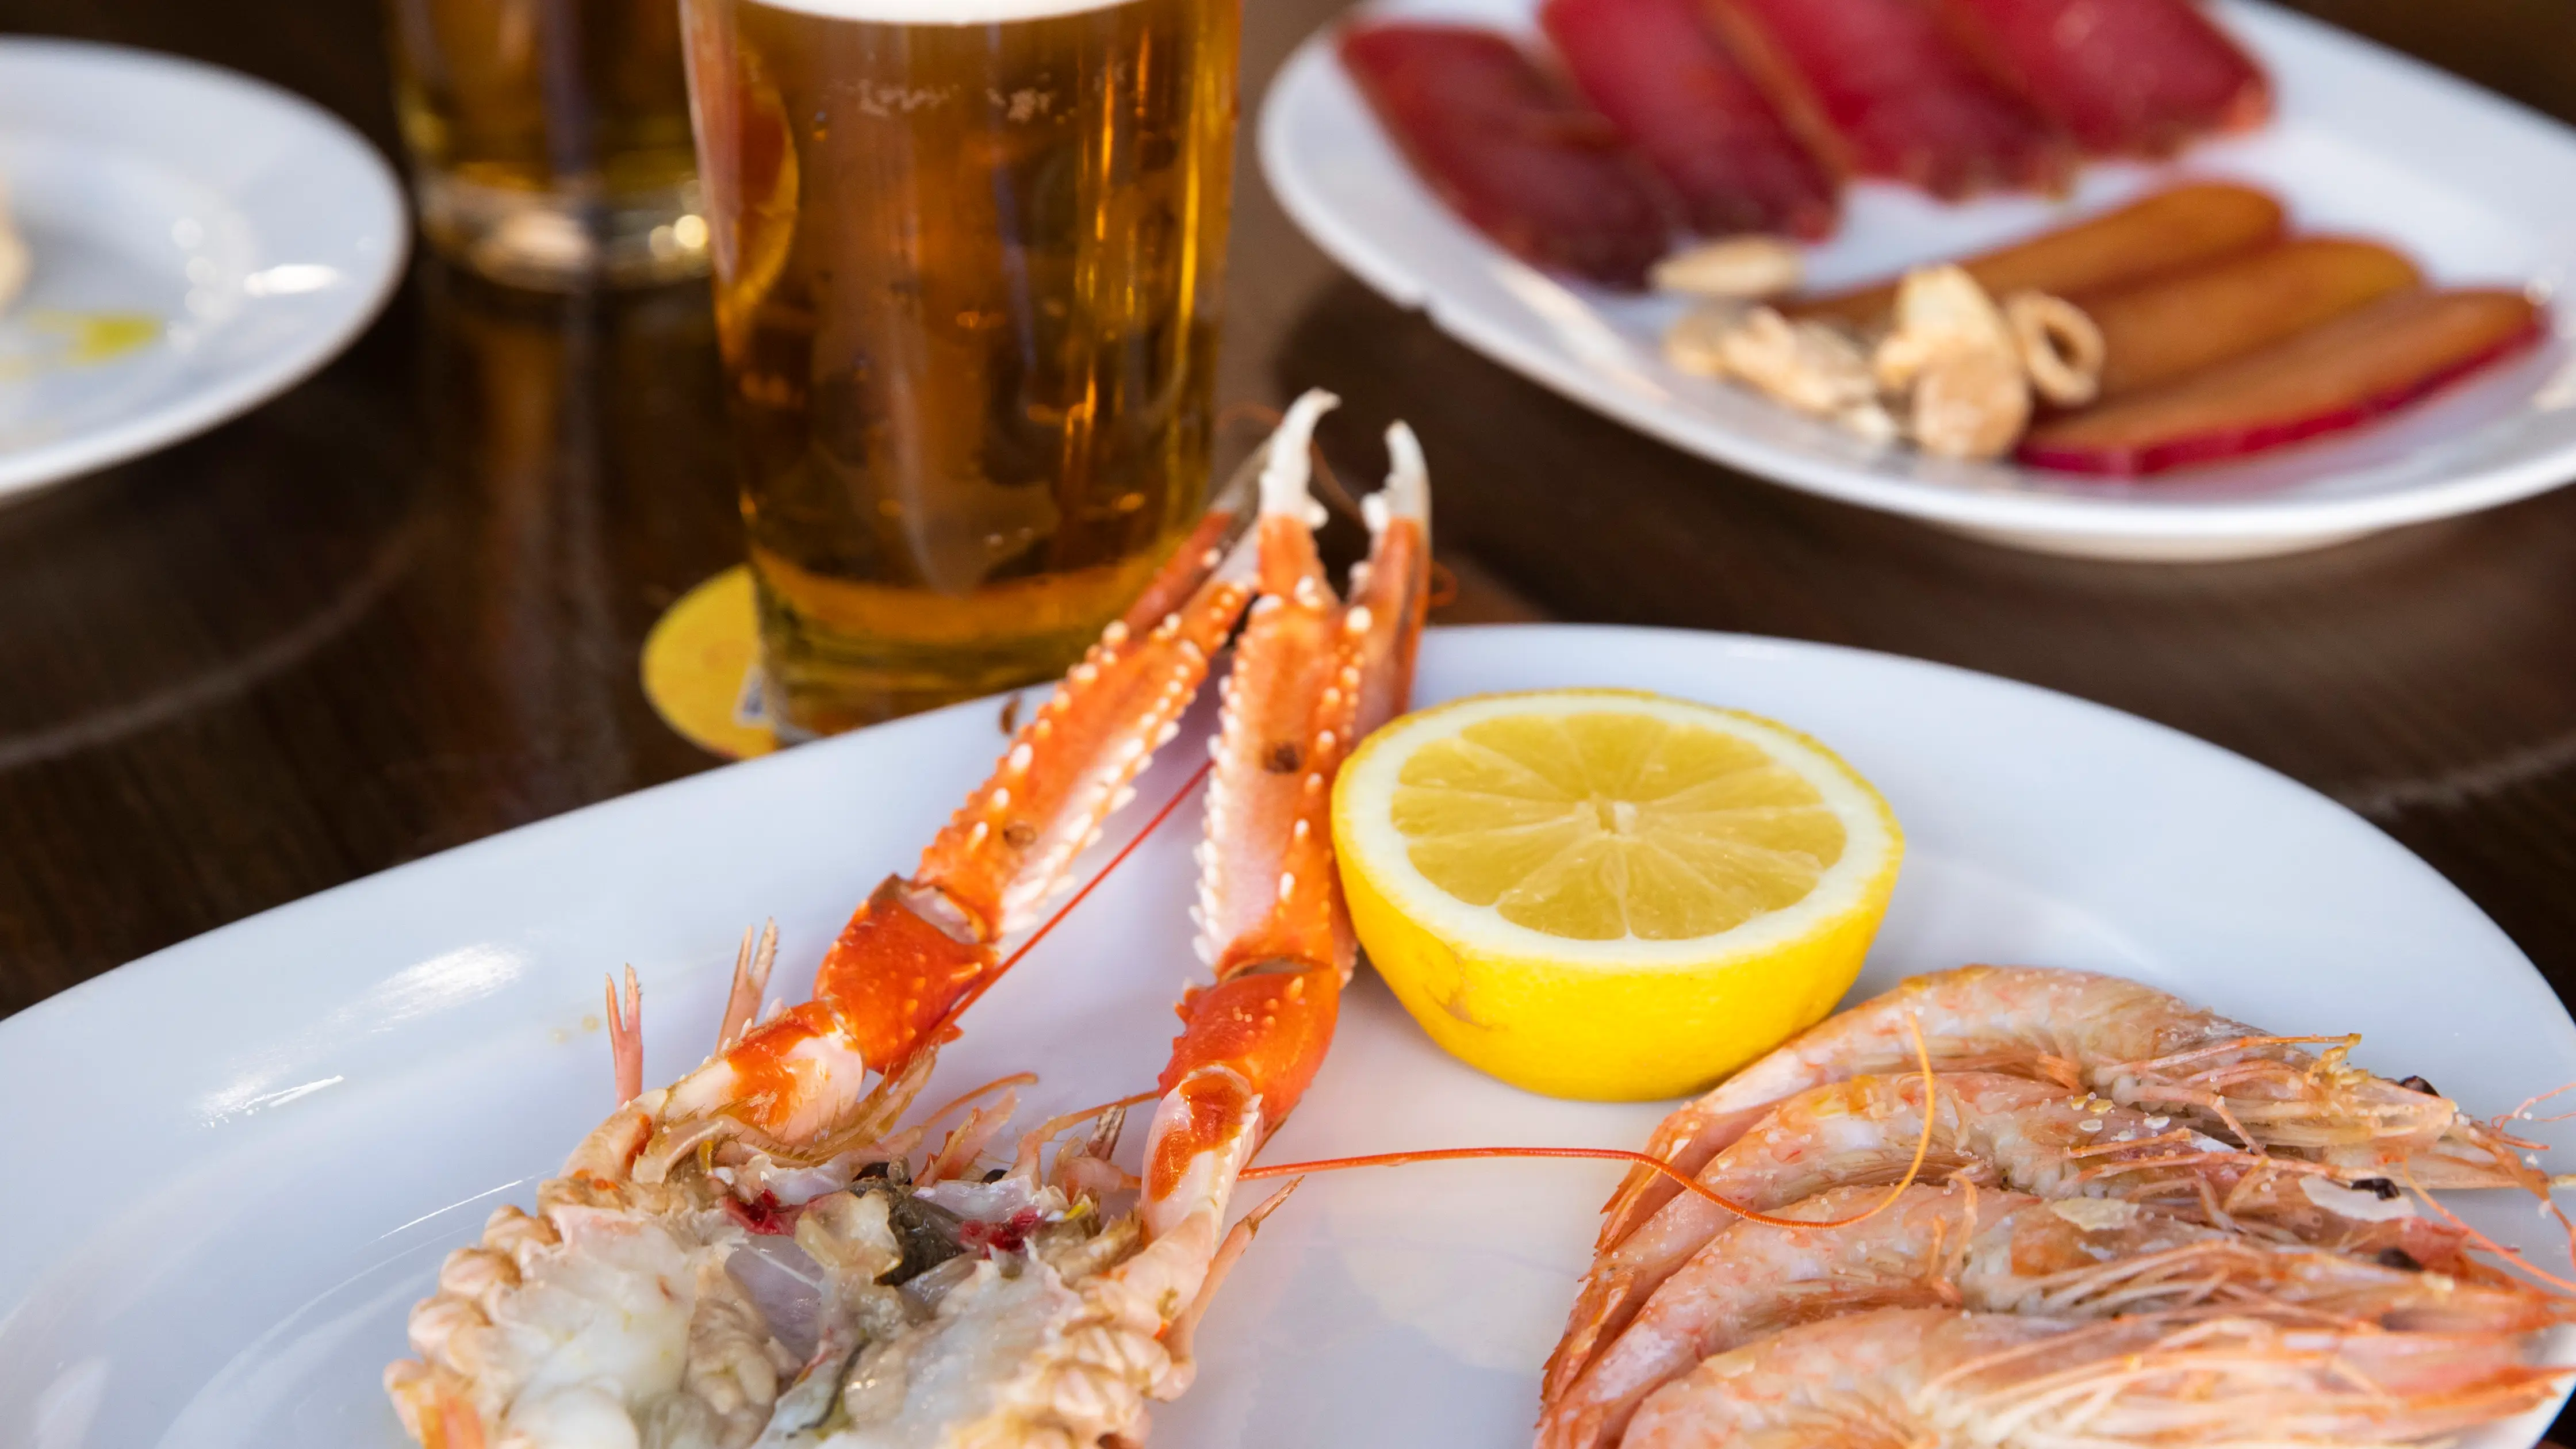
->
[387,0,709,286]
[683,0,1240,734]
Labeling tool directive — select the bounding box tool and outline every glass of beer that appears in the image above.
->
[386,0,711,288]
[681,0,1240,735]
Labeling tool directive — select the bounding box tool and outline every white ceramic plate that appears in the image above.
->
[1262,2,2576,560]
[0,39,407,500]
[2,625,2569,1447]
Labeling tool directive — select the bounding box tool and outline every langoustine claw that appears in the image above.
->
[1148,389,1433,1321]
[386,417,1263,1449]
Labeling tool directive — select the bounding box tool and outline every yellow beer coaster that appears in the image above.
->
[642,565,778,760]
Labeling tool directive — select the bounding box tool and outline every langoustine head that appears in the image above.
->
[388,1076,1218,1449]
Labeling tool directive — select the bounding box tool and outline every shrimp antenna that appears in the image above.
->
[2399,1160,2576,1295]
[1241,1013,1943,1233]
[2501,1080,2576,1126]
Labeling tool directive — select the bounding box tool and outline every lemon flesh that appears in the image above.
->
[1333,689,1902,1101]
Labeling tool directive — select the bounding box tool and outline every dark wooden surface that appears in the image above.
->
[3,0,2574,1043]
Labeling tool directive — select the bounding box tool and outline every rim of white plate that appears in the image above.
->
[0,37,408,499]
[1258,0,2576,547]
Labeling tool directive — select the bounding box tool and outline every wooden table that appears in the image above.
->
[6,0,2576,1079]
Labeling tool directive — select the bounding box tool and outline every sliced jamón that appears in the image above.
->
[1340,22,1672,289]
[1539,0,1839,240]
[2021,288,2544,475]
[1706,0,2072,199]
[1939,0,2271,158]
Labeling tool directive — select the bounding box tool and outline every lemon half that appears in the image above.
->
[1332,689,1902,1101]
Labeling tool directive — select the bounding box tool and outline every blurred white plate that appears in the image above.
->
[1262,2,2576,559]
[0,624,2567,1447]
[0,38,405,500]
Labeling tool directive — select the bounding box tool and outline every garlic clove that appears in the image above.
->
[1650,236,1804,301]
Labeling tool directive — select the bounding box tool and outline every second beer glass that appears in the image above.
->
[684,0,1240,735]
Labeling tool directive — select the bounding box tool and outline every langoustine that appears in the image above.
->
[1539,1180,2574,1449]
[384,390,1432,1449]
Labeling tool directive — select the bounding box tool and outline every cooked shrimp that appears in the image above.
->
[1618,1306,2564,1449]
[1541,1181,2569,1449]
[1598,966,2538,1255]
[1544,1071,2480,1409]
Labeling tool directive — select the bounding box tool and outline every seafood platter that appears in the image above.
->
[2,403,2574,1449]
[1261,0,2576,558]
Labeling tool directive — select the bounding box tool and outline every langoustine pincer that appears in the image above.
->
[384,389,1432,1449]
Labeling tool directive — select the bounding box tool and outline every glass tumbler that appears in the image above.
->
[681,0,1241,735]
[388,0,713,288]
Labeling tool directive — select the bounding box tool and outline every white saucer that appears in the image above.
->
[1262,1,2576,559]
[0,38,407,500]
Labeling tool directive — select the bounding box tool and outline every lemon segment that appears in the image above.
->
[1332,689,1903,1101]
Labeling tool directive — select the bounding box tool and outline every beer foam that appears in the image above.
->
[749,0,1140,24]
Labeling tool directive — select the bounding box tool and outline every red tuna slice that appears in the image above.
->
[1341,23,1673,289]
[1708,0,2075,199]
[2021,289,2544,476]
[1539,0,1839,240]
[1941,0,2270,156]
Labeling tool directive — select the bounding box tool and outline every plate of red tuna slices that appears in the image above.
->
[1261,0,2576,559]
